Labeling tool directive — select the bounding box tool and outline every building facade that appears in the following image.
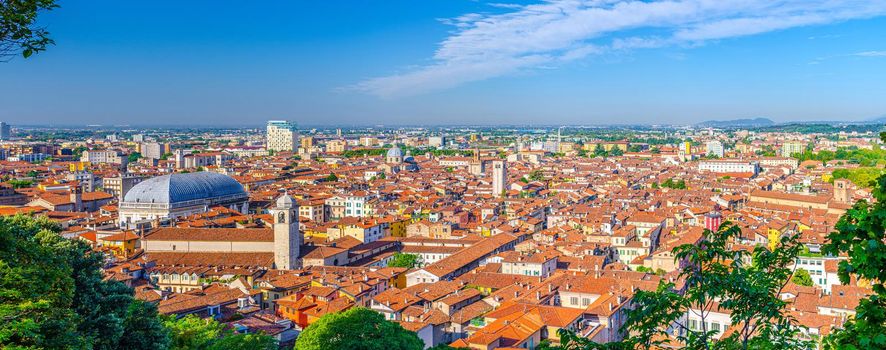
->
[266,120,298,152]
[492,160,507,197]
[118,172,249,228]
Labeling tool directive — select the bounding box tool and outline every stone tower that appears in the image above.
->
[834,179,851,204]
[469,148,484,175]
[270,194,301,270]
[492,160,507,197]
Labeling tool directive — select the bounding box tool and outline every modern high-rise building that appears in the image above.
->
[492,160,507,197]
[781,142,805,157]
[706,140,724,157]
[266,120,298,152]
[139,142,169,160]
[0,122,11,141]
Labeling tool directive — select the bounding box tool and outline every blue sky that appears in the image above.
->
[2,0,886,126]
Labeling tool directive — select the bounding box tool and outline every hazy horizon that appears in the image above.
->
[2,1,886,126]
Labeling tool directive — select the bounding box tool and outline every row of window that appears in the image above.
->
[570,296,592,307]
[688,319,723,333]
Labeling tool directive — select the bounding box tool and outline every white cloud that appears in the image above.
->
[809,50,886,64]
[853,51,886,57]
[351,0,886,98]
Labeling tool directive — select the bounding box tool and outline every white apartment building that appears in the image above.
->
[345,193,375,217]
[139,142,168,160]
[698,159,760,175]
[266,120,298,152]
[81,150,126,164]
[705,140,724,157]
[428,136,446,148]
[781,141,805,157]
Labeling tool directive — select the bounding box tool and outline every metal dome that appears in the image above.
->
[122,172,246,205]
[386,146,403,159]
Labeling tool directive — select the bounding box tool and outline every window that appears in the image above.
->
[712,323,720,332]
[570,297,579,305]
[689,319,697,330]
[582,298,590,307]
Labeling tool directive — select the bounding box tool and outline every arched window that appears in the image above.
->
[278,212,286,223]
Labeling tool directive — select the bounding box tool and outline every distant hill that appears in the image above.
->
[697,117,775,128]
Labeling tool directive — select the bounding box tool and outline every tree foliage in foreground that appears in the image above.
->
[822,159,886,349]
[0,0,57,59]
[543,223,810,350]
[0,214,170,349]
[162,314,276,350]
[0,214,277,349]
[295,307,423,350]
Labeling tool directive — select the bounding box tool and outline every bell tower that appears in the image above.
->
[270,194,301,270]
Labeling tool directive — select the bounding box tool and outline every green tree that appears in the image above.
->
[7,179,32,188]
[593,144,607,157]
[0,0,58,59]
[528,169,544,181]
[295,307,423,350]
[546,223,810,350]
[822,166,886,349]
[325,173,338,182]
[163,314,224,350]
[162,314,276,350]
[389,253,421,269]
[208,333,277,350]
[791,268,814,287]
[119,300,172,350]
[128,152,142,162]
[0,214,170,349]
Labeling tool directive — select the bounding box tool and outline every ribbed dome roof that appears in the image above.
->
[386,146,403,158]
[123,172,246,204]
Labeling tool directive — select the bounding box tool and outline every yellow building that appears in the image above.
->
[99,231,140,257]
[604,141,630,152]
[387,217,409,238]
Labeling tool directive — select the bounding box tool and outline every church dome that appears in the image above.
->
[386,146,403,159]
[123,172,246,205]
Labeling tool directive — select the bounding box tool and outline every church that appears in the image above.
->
[141,194,303,270]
